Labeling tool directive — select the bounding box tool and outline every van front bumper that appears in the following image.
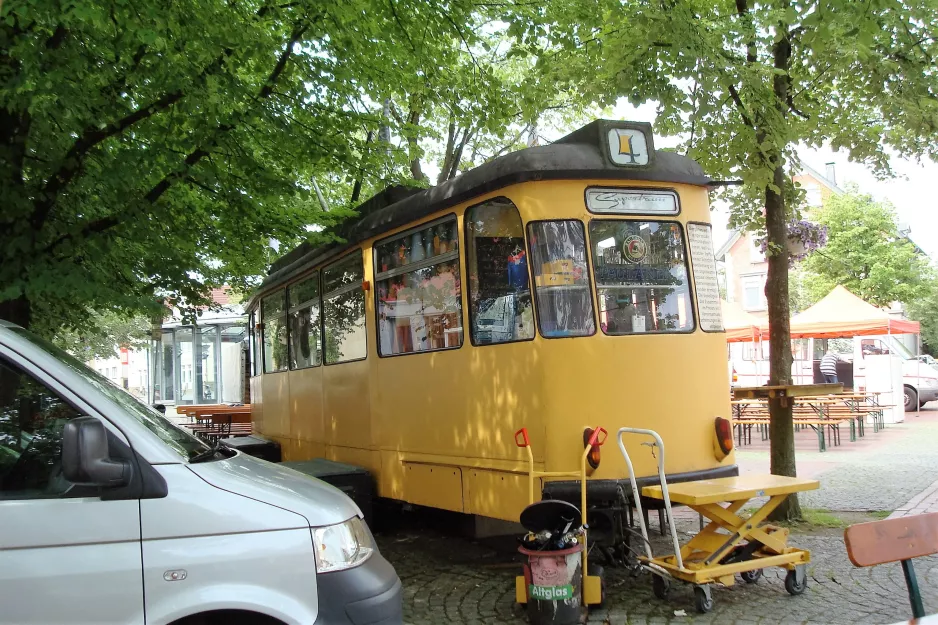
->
[313,551,403,625]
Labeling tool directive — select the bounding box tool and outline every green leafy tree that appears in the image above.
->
[907,282,938,356]
[522,0,938,519]
[0,0,478,338]
[800,188,931,307]
[52,310,151,360]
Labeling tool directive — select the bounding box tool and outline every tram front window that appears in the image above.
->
[527,220,595,337]
[589,220,694,334]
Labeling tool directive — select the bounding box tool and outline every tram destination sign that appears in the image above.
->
[586,188,679,215]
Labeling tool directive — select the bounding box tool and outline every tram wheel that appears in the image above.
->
[785,569,808,595]
[651,574,670,600]
[740,568,762,584]
[693,585,713,613]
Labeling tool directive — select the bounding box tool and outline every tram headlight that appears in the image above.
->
[713,417,734,460]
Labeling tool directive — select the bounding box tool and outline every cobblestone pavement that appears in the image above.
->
[376,404,938,624]
[736,404,938,512]
[376,516,938,625]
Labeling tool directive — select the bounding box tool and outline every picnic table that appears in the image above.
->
[180,404,252,441]
[731,391,890,452]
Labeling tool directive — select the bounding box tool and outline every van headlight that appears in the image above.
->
[311,516,373,573]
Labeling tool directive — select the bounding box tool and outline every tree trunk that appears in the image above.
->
[765,162,801,522]
[0,294,32,329]
[765,19,801,523]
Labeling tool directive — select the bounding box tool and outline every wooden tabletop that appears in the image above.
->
[182,404,251,418]
[733,384,843,399]
[642,474,820,505]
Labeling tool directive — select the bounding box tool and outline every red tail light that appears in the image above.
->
[732,367,738,383]
[714,417,734,458]
[583,427,607,470]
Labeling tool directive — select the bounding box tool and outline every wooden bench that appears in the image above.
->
[845,512,938,618]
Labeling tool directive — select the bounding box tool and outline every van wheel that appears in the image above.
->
[904,386,918,412]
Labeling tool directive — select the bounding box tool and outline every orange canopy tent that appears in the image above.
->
[788,285,920,339]
[721,300,768,343]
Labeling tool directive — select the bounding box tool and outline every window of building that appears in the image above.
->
[749,235,765,263]
[590,220,694,334]
[323,252,367,364]
[219,324,246,403]
[465,199,535,345]
[375,217,463,356]
[527,220,595,337]
[741,275,767,312]
[289,273,322,368]
[0,359,84,499]
[262,290,289,373]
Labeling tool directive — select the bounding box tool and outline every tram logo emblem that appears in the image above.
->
[623,235,647,264]
[607,128,649,166]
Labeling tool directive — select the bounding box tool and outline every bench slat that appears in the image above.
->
[844,512,938,567]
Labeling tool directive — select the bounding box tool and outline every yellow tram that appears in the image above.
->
[246,120,738,533]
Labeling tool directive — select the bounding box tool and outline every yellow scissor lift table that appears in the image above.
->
[618,428,819,613]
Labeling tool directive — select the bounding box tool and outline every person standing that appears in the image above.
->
[820,349,842,383]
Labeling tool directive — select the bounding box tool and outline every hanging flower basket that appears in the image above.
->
[757,220,827,264]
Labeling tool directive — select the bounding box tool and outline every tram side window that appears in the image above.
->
[527,220,595,337]
[589,220,694,334]
[374,217,463,355]
[465,199,535,345]
[262,290,289,373]
[323,252,367,364]
[289,273,322,369]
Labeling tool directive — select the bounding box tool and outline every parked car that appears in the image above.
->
[0,321,402,625]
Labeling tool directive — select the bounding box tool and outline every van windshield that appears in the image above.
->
[12,328,212,461]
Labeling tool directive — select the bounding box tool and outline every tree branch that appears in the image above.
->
[40,20,310,257]
[727,84,755,129]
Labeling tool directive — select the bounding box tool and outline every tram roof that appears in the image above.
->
[250,119,711,304]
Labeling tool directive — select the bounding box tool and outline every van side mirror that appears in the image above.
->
[62,417,133,488]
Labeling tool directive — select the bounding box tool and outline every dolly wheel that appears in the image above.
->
[651,574,670,600]
[785,568,808,595]
[694,585,714,613]
[740,568,763,584]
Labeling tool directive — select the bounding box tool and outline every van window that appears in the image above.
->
[323,252,367,364]
[589,220,694,334]
[0,359,83,499]
[527,220,595,337]
[374,217,463,355]
[465,199,535,345]
[289,273,322,368]
[262,290,288,373]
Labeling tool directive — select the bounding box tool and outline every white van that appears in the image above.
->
[0,321,402,625]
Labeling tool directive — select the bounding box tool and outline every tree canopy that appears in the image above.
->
[796,187,932,308]
[2,0,586,342]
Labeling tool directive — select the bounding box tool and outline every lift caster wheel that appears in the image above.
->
[740,568,763,584]
[785,567,808,595]
[651,574,670,600]
[693,585,713,613]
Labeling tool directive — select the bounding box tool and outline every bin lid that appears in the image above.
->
[520,500,581,533]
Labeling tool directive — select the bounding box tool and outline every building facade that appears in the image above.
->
[716,162,842,318]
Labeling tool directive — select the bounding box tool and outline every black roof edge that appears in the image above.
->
[248,120,711,309]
